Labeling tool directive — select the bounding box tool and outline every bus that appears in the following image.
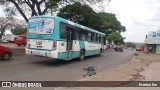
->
[26,16,106,60]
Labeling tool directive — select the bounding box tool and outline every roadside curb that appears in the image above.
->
[11,48,25,56]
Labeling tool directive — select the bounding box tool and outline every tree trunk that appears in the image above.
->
[0,26,7,39]
[0,29,5,39]
[0,24,11,39]
[10,0,28,22]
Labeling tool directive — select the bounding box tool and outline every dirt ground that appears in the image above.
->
[56,51,160,90]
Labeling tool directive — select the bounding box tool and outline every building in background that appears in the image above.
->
[145,30,160,54]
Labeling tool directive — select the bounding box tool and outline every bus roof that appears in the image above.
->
[29,16,105,35]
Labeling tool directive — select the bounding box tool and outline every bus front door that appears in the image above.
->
[66,27,74,59]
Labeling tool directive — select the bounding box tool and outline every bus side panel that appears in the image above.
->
[58,41,67,59]
[79,41,85,50]
[58,40,81,59]
[54,17,61,40]
[72,40,81,51]
[58,41,67,52]
[72,40,81,58]
[58,52,67,60]
[70,51,79,58]
[84,42,102,56]
[85,50,100,56]
[58,51,79,60]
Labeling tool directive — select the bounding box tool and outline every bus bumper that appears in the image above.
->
[25,48,58,58]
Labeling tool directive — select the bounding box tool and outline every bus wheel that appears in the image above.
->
[79,50,85,60]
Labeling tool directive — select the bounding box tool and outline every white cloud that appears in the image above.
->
[1,0,160,43]
[105,0,160,43]
[0,8,5,17]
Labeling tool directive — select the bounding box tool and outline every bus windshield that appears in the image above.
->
[28,18,54,34]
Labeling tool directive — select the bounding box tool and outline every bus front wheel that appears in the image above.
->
[79,50,85,60]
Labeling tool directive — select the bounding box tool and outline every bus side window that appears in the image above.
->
[98,34,101,42]
[103,36,106,45]
[95,34,98,42]
[66,26,74,40]
[93,33,96,42]
[85,31,88,41]
[75,28,79,40]
[79,29,82,40]
[101,35,103,43]
[91,33,94,42]
[79,29,86,41]
[60,23,66,39]
[87,32,91,42]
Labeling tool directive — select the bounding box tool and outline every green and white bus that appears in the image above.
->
[26,16,106,60]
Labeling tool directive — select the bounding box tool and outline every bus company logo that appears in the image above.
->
[2,82,11,87]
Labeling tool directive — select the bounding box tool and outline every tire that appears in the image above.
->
[18,44,21,46]
[2,53,10,60]
[79,50,85,60]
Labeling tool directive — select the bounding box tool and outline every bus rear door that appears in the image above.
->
[66,27,74,60]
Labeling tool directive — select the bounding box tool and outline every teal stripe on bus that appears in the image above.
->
[28,48,52,51]
[58,50,104,60]
[58,51,79,60]
[85,50,100,56]
[79,41,85,49]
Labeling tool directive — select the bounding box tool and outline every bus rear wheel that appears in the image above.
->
[79,50,85,60]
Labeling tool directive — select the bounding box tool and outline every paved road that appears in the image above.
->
[0,49,135,81]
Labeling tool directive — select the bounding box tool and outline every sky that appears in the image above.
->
[105,0,160,43]
[1,0,160,43]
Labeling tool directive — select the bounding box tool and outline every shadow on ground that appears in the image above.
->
[30,55,100,66]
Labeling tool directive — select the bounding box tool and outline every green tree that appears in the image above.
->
[12,26,26,35]
[107,32,124,47]
[97,13,126,35]
[57,3,125,35]
[57,2,126,46]
[0,0,108,22]
[57,2,103,29]
[125,42,136,48]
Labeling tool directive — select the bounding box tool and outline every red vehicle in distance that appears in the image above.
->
[136,45,144,51]
[0,45,13,60]
[14,35,27,46]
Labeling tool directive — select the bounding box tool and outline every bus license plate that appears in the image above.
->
[37,46,43,49]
